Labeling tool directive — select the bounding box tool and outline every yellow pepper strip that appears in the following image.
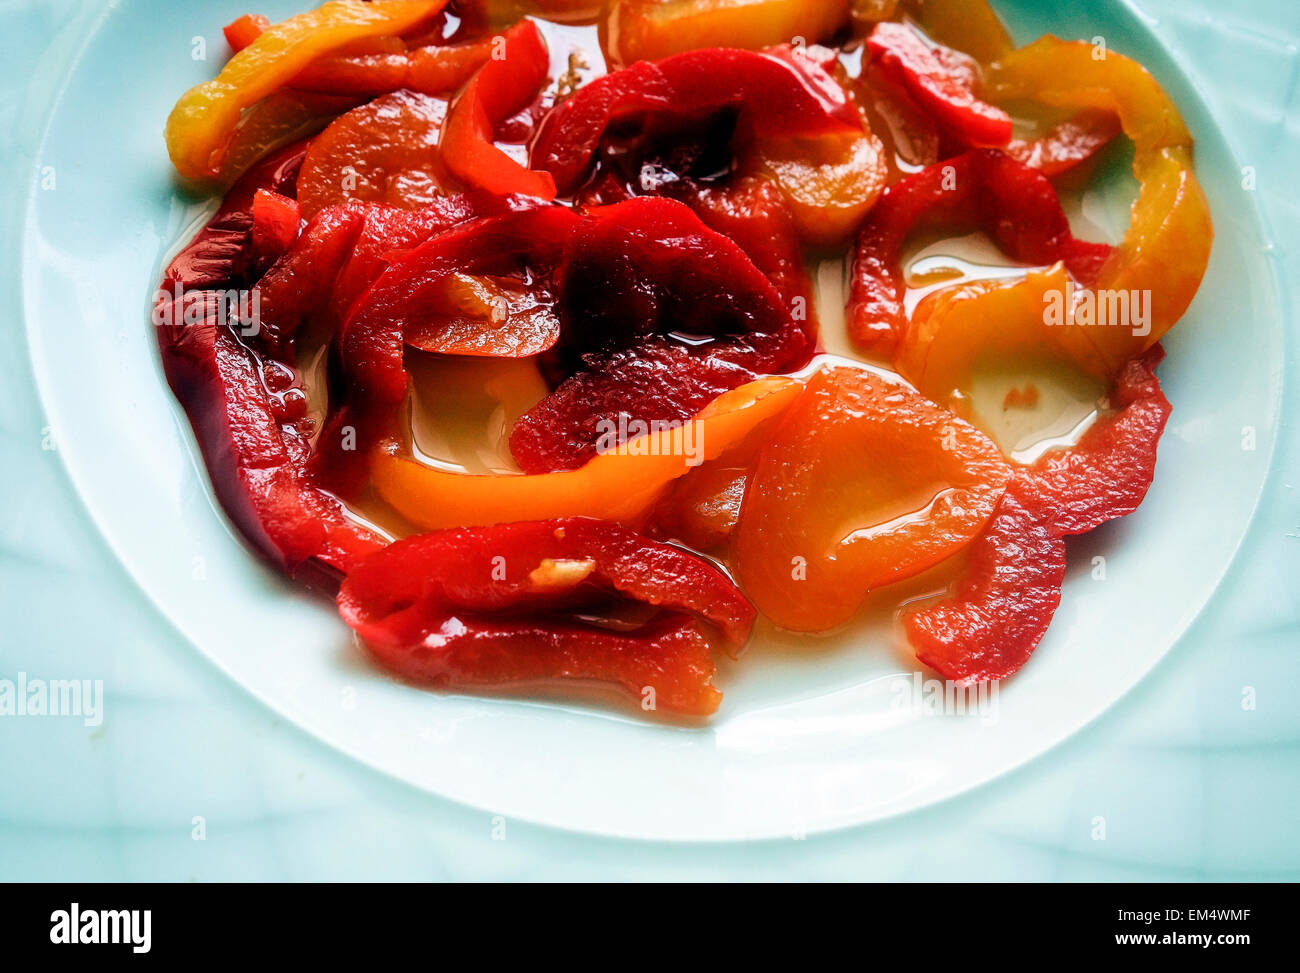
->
[165,0,446,185]
[373,377,802,530]
[897,264,1072,403]
[986,37,1191,154]
[987,38,1211,373]
[602,0,850,68]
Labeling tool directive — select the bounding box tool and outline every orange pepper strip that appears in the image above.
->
[601,0,850,68]
[373,377,802,530]
[165,0,447,184]
[986,39,1212,373]
[897,264,1073,404]
[735,366,1010,632]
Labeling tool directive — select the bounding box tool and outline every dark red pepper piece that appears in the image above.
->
[509,196,810,473]
[336,518,757,715]
[154,140,385,580]
[904,488,1065,684]
[1014,345,1172,536]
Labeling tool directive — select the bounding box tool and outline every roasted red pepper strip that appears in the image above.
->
[1007,110,1122,178]
[866,22,1011,148]
[675,176,816,324]
[509,196,810,473]
[344,203,580,373]
[848,149,1113,353]
[904,487,1065,684]
[439,19,556,199]
[903,346,1171,682]
[336,519,757,715]
[290,37,494,96]
[223,12,493,96]
[224,13,271,52]
[250,188,301,257]
[1014,345,1172,536]
[254,191,522,356]
[154,141,384,579]
[531,46,862,196]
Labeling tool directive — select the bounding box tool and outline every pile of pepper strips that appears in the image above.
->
[156,0,1211,716]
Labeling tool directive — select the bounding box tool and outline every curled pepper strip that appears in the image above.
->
[848,149,1113,354]
[154,141,384,579]
[1015,346,1172,536]
[531,45,863,196]
[336,518,758,715]
[986,38,1211,373]
[374,377,801,530]
[866,21,1012,148]
[601,0,850,68]
[166,0,446,184]
[904,487,1065,684]
[439,18,557,199]
[903,346,1171,682]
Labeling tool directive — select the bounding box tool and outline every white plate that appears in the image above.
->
[22,0,1282,839]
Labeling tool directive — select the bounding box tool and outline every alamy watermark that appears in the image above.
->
[1043,283,1152,338]
[0,673,103,727]
[889,672,999,725]
[594,415,705,467]
[151,283,261,337]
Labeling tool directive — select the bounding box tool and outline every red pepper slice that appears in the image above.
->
[255,191,522,356]
[290,36,494,96]
[674,176,816,325]
[223,11,493,97]
[224,13,271,52]
[297,90,453,220]
[336,518,757,715]
[531,46,862,196]
[1013,345,1172,536]
[439,19,557,199]
[904,487,1065,684]
[509,196,810,473]
[250,188,302,258]
[848,149,1113,354]
[512,339,759,474]
[866,22,1012,148]
[344,203,580,375]
[902,346,1171,682]
[154,141,384,579]
[1006,110,1122,178]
